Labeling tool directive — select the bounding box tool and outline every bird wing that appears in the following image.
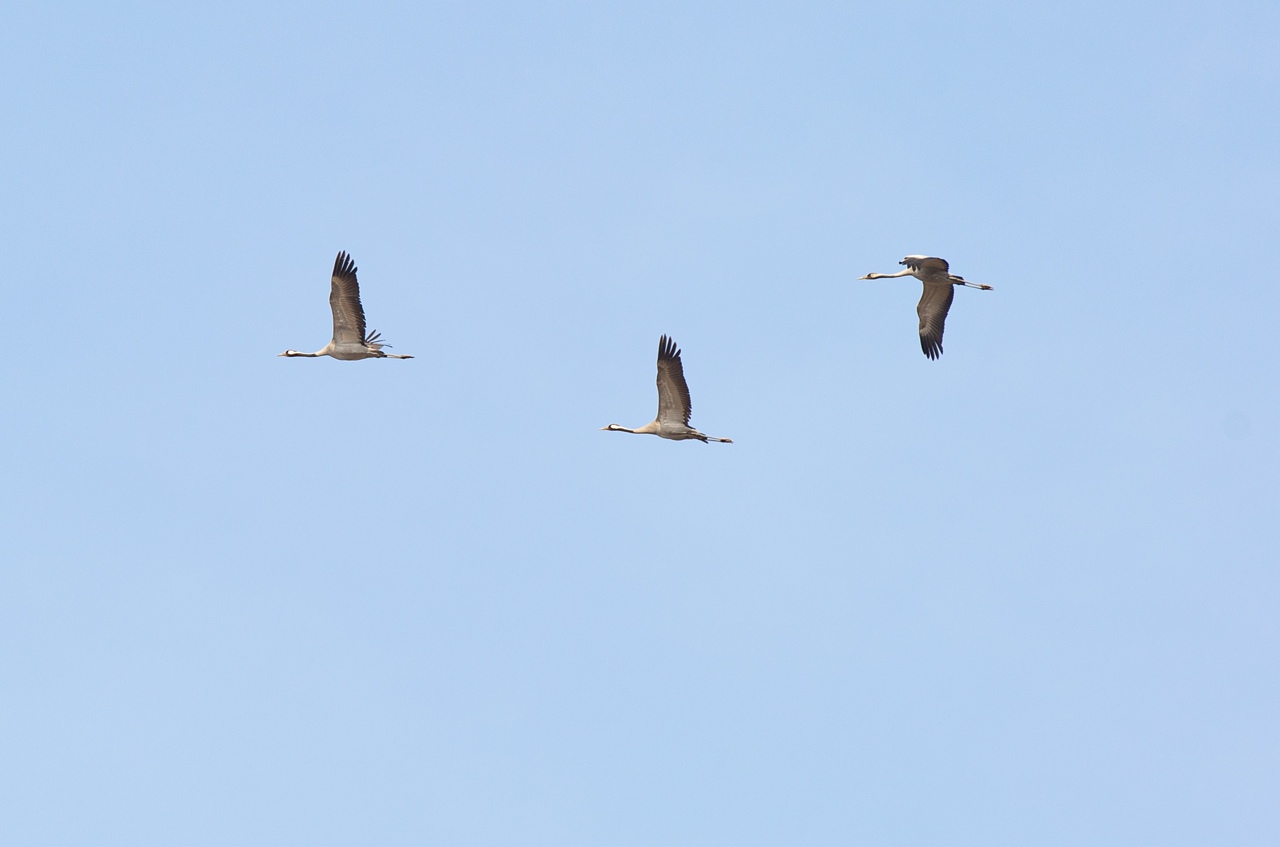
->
[902,255,950,275]
[655,335,693,426]
[329,251,368,345]
[917,281,954,360]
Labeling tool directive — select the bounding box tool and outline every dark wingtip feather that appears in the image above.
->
[920,338,943,360]
[658,334,680,362]
[333,250,357,279]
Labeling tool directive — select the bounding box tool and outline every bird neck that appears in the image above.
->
[861,269,915,280]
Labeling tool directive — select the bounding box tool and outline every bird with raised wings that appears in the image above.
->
[601,335,732,443]
[279,251,413,360]
[859,256,992,360]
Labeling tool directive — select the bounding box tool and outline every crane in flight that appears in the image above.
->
[279,251,414,360]
[859,255,992,360]
[601,335,732,443]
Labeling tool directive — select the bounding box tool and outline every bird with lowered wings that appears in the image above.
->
[859,255,992,360]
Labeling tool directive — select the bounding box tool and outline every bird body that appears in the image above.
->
[602,335,732,443]
[280,251,413,360]
[859,255,992,359]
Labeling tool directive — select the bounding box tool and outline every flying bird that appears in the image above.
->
[859,256,992,360]
[601,335,732,443]
[279,251,414,360]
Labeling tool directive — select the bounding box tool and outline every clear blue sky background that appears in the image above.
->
[2,1,1277,844]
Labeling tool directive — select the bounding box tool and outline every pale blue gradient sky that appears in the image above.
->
[2,2,1278,844]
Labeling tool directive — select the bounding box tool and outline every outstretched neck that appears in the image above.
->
[602,423,662,435]
[279,350,323,357]
[860,269,915,280]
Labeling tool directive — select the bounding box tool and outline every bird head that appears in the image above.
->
[600,424,626,432]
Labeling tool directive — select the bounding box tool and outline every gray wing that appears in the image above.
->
[917,281,954,360]
[902,255,950,275]
[329,251,368,345]
[655,335,693,426]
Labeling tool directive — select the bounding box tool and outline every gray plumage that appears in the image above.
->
[279,251,413,361]
[601,335,732,443]
[859,255,992,360]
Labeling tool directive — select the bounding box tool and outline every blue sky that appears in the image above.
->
[2,1,1278,844]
